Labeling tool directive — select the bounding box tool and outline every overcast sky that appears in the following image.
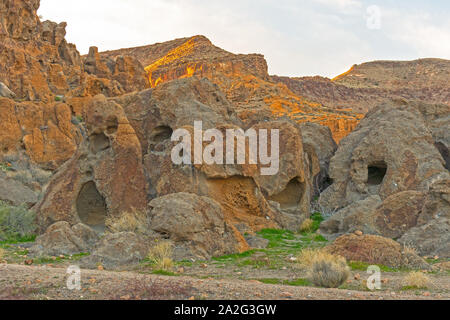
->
[38,0,450,78]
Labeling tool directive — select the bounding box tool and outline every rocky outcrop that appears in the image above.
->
[320,100,449,211]
[0,98,80,169]
[327,233,430,270]
[34,95,148,232]
[0,173,38,207]
[100,35,363,142]
[112,78,318,234]
[33,77,321,263]
[299,122,337,195]
[84,46,148,93]
[319,100,449,258]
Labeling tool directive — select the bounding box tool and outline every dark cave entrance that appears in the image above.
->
[268,178,305,210]
[367,162,387,185]
[76,181,107,231]
[435,142,449,170]
[149,125,173,152]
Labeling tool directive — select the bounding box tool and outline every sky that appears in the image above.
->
[38,0,450,78]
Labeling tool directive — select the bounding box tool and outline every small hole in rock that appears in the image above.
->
[368,162,387,185]
[149,126,173,152]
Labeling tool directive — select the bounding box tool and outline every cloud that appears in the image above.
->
[37,0,450,78]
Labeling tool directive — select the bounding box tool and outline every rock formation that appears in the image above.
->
[320,100,450,257]
[34,95,148,232]
[99,35,364,142]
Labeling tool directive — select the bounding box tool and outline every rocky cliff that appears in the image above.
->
[100,36,364,142]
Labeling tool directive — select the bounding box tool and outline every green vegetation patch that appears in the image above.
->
[0,202,37,243]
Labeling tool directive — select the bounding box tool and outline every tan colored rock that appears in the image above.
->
[30,221,99,257]
[0,82,15,98]
[320,101,449,212]
[34,95,148,232]
[113,78,316,233]
[80,232,148,269]
[0,98,22,154]
[327,234,430,269]
[148,192,246,260]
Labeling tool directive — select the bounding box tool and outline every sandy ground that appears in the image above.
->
[0,263,448,300]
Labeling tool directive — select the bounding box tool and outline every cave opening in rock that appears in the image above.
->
[149,125,173,152]
[76,181,107,231]
[435,142,449,170]
[367,162,387,185]
[90,132,110,154]
[268,178,305,210]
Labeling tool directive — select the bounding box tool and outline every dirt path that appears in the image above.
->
[0,264,448,300]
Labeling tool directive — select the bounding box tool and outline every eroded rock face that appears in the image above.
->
[34,95,148,232]
[112,78,318,234]
[299,122,337,195]
[327,234,430,269]
[84,46,149,93]
[0,98,80,170]
[100,35,363,142]
[0,173,38,207]
[319,100,449,257]
[320,101,449,211]
[148,192,245,260]
[320,191,428,240]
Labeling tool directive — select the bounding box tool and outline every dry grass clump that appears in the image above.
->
[402,272,431,289]
[297,248,350,288]
[0,247,5,261]
[105,210,149,235]
[147,241,174,271]
[402,245,418,256]
[299,219,314,233]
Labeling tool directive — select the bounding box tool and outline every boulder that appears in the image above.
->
[320,191,428,240]
[398,218,450,258]
[30,222,98,257]
[148,193,246,260]
[0,174,38,207]
[327,234,430,270]
[80,232,148,269]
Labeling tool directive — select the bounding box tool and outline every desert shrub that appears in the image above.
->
[402,245,418,256]
[297,248,322,269]
[147,241,174,271]
[298,248,350,288]
[299,219,314,233]
[402,272,431,289]
[0,201,36,242]
[105,210,149,235]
